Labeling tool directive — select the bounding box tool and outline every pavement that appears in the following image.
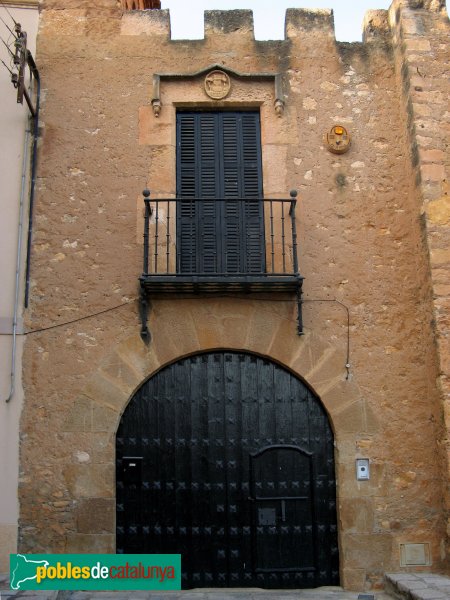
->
[0,584,394,600]
[3,572,450,600]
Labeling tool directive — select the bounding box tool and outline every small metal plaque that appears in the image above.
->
[400,542,431,566]
[258,507,277,526]
[122,456,142,486]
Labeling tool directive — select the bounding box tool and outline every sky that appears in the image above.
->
[161,0,392,42]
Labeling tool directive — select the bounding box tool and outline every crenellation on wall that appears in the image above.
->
[120,7,170,36]
[285,8,335,37]
[204,9,254,38]
[362,10,392,42]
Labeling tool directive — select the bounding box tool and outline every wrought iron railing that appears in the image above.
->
[138,190,304,341]
[140,190,301,286]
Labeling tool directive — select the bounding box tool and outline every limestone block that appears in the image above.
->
[64,463,114,499]
[147,145,176,196]
[204,10,254,38]
[405,38,432,52]
[420,148,446,162]
[339,498,375,534]
[260,104,299,146]
[363,10,391,42]
[65,533,115,553]
[189,300,253,351]
[267,318,304,368]
[421,163,446,182]
[262,145,288,195]
[84,373,128,411]
[139,106,173,146]
[321,380,363,417]
[40,0,117,9]
[244,305,289,356]
[285,9,335,38]
[343,533,393,570]
[149,301,201,359]
[430,247,450,267]
[117,334,162,380]
[396,0,447,11]
[120,9,170,37]
[342,567,367,591]
[92,404,120,433]
[333,400,380,434]
[76,498,115,534]
[304,346,347,394]
[62,396,93,432]
[99,350,143,392]
[40,9,88,36]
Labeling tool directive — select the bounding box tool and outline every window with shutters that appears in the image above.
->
[176,111,265,275]
[139,109,303,338]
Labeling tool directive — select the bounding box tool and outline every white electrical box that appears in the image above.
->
[356,458,370,480]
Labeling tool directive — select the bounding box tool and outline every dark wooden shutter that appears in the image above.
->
[177,114,198,273]
[176,111,264,274]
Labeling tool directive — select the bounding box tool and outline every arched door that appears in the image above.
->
[116,352,339,589]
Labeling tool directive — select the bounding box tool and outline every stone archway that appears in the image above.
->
[116,350,340,589]
[61,298,378,583]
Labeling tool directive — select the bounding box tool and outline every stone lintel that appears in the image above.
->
[151,65,285,118]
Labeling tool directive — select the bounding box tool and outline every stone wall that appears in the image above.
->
[388,0,450,557]
[20,0,449,590]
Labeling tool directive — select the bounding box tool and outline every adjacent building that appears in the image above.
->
[0,0,38,573]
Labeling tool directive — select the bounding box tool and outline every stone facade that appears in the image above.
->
[19,0,449,591]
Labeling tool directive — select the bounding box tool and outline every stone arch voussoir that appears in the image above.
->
[79,299,369,438]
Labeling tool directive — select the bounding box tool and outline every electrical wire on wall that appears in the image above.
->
[302,298,351,380]
[0,295,352,380]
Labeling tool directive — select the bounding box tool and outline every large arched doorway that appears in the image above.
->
[116,351,339,589]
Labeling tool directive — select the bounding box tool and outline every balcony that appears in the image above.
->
[138,191,303,339]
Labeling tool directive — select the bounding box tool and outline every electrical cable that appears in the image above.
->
[302,298,351,379]
[0,1,17,26]
[22,298,136,334]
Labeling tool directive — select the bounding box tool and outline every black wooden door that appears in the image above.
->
[116,352,339,589]
[176,112,265,274]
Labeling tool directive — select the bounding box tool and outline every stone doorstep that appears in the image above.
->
[385,573,450,600]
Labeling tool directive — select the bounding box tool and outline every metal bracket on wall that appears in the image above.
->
[139,288,151,344]
[296,287,304,336]
[151,63,285,117]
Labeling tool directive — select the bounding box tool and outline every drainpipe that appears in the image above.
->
[5,50,40,403]
[4,119,31,403]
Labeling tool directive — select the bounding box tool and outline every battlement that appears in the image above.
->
[38,1,448,42]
